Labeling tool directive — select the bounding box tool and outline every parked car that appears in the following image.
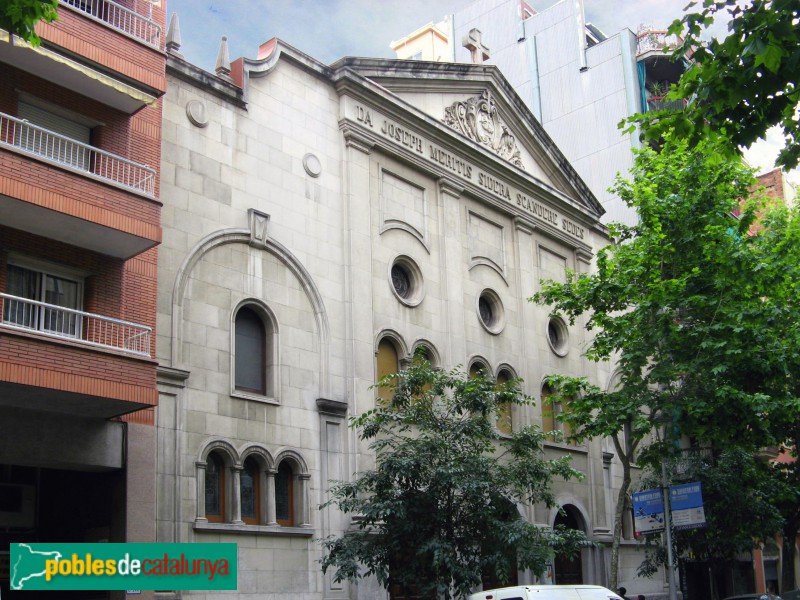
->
[469,585,623,600]
[722,594,782,600]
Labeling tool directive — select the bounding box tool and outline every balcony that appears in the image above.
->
[0,109,161,259]
[673,447,715,479]
[636,27,681,58]
[0,111,155,196]
[0,30,160,113]
[59,0,161,48]
[0,293,152,357]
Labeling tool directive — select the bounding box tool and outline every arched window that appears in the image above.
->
[541,383,573,445]
[469,360,489,380]
[275,461,294,526]
[495,369,514,435]
[541,383,555,434]
[240,456,260,525]
[235,307,266,394]
[376,338,400,405]
[205,452,225,523]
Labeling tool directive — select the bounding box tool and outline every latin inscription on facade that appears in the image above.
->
[351,103,586,241]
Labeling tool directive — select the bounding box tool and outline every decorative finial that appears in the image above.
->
[166,13,182,57]
[215,35,232,82]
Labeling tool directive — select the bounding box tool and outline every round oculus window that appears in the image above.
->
[477,289,505,334]
[547,316,569,356]
[389,256,424,307]
[478,296,493,326]
[391,264,411,299]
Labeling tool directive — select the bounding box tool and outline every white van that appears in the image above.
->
[469,585,623,600]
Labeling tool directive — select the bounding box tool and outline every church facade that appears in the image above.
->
[155,35,633,598]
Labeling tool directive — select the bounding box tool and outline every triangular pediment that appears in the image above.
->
[332,58,603,219]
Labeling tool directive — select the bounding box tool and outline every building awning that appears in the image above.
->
[0,30,157,114]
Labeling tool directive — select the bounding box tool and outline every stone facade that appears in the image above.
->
[156,40,620,598]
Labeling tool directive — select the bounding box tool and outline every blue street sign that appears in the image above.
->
[669,482,706,530]
[633,489,665,533]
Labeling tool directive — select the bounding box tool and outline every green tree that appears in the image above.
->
[0,0,59,46]
[532,133,800,588]
[636,0,800,169]
[320,358,586,600]
[636,448,784,600]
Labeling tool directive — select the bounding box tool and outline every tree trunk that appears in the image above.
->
[610,461,632,590]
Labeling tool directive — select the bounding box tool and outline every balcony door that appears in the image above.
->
[4,264,82,337]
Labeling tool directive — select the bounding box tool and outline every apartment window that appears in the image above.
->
[275,461,294,527]
[240,457,260,525]
[205,453,225,523]
[17,101,92,171]
[3,263,82,337]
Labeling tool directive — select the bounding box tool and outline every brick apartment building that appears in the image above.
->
[0,2,166,598]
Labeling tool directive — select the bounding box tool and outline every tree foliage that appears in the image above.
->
[635,0,800,169]
[532,133,800,585]
[636,448,785,583]
[0,0,59,46]
[320,358,586,600]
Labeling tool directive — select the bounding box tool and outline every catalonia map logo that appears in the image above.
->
[10,543,237,590]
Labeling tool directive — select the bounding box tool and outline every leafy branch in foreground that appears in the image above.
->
[1,0,59,46]
[320,358,586,600]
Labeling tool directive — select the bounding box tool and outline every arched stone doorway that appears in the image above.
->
[554,504,587,584]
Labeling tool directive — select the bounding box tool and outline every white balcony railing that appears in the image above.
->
[1,293,152,357]
[60,0,161,47]
[0,112,156,196]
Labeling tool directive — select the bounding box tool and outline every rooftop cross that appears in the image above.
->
[462,28,490,64]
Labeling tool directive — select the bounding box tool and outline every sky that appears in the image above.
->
[166,0,794,183]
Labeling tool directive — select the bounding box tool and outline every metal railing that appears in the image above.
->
[636,27,681,56]
[0,112,156,196]
[1,293,152,357]
[60,0,161,47]
[646,97,688,112]
[673,447,714,478]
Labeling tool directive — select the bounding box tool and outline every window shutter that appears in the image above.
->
[17,102,91,169]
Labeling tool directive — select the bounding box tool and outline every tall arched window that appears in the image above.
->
[495,369,514,435]
[205,452,225,523]
[541,383,574,445]
[376,338,400,405]
[235,307,266,394]
[275,461,294,527]
[240,457,260,525]
[541,383,555,434]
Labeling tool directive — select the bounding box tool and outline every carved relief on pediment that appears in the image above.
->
[442,90,524,170]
